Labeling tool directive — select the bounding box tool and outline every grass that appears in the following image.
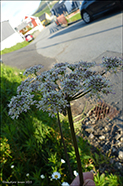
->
[1,41,29,55]
[34,1,57,18]
[66,12,81,23]
[1,63,123,186]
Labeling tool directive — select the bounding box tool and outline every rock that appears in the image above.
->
[90,117,95,121]
[92,121,96,125]
[89,133,94,139]
[85,126,94,133]
[115,133,121,140]
[99,135,105,140]
[120,130,123,135]
[120,137,123,142]
[116,140,121,147]
[84,118,90,123]
[112,147,117,153]
[110,159,114,164]
[104,126,109,132]
[86,121,91,125]
[118,151,123,160]
[115,162,123,169]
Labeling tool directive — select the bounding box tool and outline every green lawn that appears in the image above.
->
[34,1,58,17]
[66,12,81,23]
[1,41,29,55]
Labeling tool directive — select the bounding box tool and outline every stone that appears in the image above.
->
[99,135,105,140]
[120,130,123,135]
[112,147,117,153]
[118,151,123,160]
[109,159,114,164]
[90,117,95,121]
[85,126,94,133]
[92,120,96,125]
[116,140,121,147]
[120,137,123,142]
[115,162,123,169]
[86,121,91,125]
[104,126,109,132]
[115,133,121,140]
[89,133,94,139]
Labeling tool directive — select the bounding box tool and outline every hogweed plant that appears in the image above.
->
[8,57,122,186]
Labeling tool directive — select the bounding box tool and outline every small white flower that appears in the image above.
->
[61,159,66,164]
[52,172,61,180]
[26,173,29,177]
[40,174,45,179]
[61,182,70,186]
[11,165,14,169]
[19,72,22,74]
[73,170,78,177]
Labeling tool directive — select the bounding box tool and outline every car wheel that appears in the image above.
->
[82,11,91,23]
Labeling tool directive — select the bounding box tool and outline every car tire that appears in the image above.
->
[82,11,91,23]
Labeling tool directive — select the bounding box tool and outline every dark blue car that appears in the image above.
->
[80,0,123,23]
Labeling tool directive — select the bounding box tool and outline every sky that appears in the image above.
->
[1,1,41,28]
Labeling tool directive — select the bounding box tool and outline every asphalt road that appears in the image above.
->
[2,40,56,72]
[36,10,122,64]
[2,10,122,70]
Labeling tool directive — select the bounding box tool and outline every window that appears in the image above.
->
[29,22,33,28]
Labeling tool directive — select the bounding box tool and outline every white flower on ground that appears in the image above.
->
[73,170,78,177]
[26,173,29,177]
[61,182,70,186]
[52,172,61,180]
[11,165,14,169]
[40,174,45,179]
[61,159,66,163]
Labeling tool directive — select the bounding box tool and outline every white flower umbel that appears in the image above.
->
[8,92,36,119]
[23,64,43,76]
[101,57,123,73]
[52,172,61,180]
[61,159,66,163]
[8,58,122,119]
[61,182,70,186]
[40,174,45,179]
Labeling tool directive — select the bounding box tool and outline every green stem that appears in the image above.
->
[71,89,91,101]
[67,102,84,186]
[57,112,74,181]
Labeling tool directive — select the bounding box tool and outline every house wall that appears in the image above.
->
[46,13,52,21]
[64,1,72,13]
[53,5,68,17]
[31,19,37,27]
[24,25,44,36]
[1,32,24,51]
